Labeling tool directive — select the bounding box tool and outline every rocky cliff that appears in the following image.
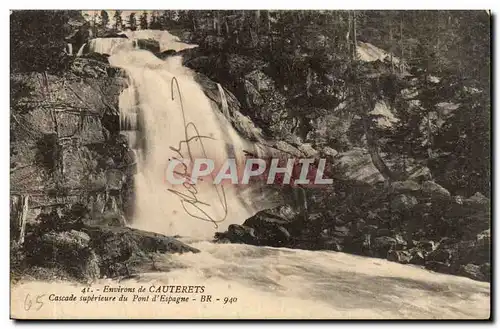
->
[10,11,490,283]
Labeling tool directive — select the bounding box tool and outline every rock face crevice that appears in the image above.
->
[11,55,134,227]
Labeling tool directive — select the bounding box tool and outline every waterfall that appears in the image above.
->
[109,49,280,238]
[66,43,73,56]
[88,37,135,55]
[76,43,86,57]
[216,83,230,119]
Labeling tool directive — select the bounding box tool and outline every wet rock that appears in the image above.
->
[372,236,397,256]
[264,204,301,222]
[221,224,258,245]
[426,261,452,274]
[137,38,160,53]
[83,226,199,278]
[422,181,451,199]
[184,55,213,72]
[84,226,199,255]
[323,237,344,251]
[387,250,412,264]
[480,263,491,281]
[407,166,433,181]
[71,57,120,78]
[408,248,426,265]
[477,229,490,246]
[393,233,407,247]
[297,143,319,157]
[214,236,232,244]
[459,264,487,282]
[455,240,489,265]
[427,247,452,263]
[320,146,339,158]
[390,180,421,193]
[24,229,98,281]
[156,49,177,59]
[414,240,437,253]
[272,141,303,157]
[332,148,385,185]
[41,230,90,250]
[243,212,292,247]
[464,192,489,208]
[332,225,351,237]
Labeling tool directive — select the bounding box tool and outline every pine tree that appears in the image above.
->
[128,12,137,31]
[113,10,123,30]
[150,12,161,29]
[140,12,149,30]
[100,10,109,29]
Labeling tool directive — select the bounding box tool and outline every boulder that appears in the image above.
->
[464,192,490,208]
[82,226,199,278]
[408,248,426,265]
[272,141,303,157]
[137,38,160,53]
[477,229,490,246]
[156,49,177,59]
[427,247,452,263]
[331,148,385,185]
[480,263,491,281]
[390,180,421,193]
[70,57,119,78]
[323,237,345,252]
[84,226,199,255]
[332,225,351,237]
[414,240,437,253]
[41,230,90,250]
[426,261,452,274]
[243,212,292,247]
[422,181,451,199]
[297,143,319,157]
[216,224,258,245]
[387,250,412,264]
[320,146,339,158]
[372,236,397,256]
[459,264,488,282]
[393,233,407,247]
[390,194,418,212]
[24,229,99,281]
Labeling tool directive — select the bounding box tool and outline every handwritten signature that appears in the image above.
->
[166,77,228,228]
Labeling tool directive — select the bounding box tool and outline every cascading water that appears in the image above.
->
[110,48,280,238]
[88,37,135,55]
[9,30,489,320]
[76,43,86,57]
